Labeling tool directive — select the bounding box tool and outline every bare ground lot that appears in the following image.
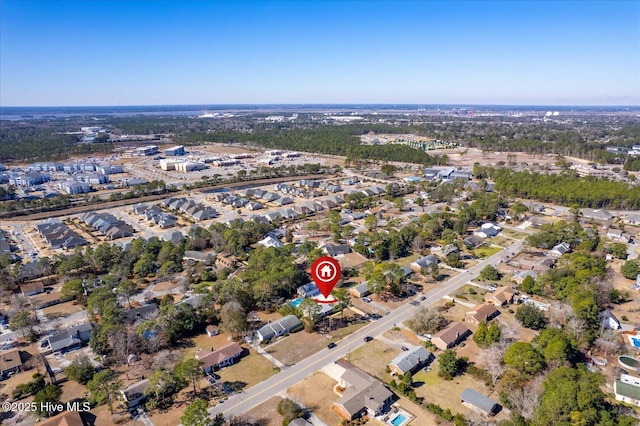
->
[348,338,400,381]
[42,300,84,319]
[266,317,367,365]
[287,372,343,426]
[243,396,283,426]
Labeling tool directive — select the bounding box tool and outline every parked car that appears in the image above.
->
[327,342,337,349]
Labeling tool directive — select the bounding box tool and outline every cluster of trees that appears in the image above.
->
[406,307,449,335]
[478,167,640,209]
[0,122,113,162]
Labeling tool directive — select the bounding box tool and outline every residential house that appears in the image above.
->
[47,323,93,353]
[21,281,44,297]
[183,250,214,262]
[600,310,621,330]
[410,255,439,273]
[38,411,85,426]
[196,342,245,374]
[323,244,351,257]
[623,213,640,225]
[0,349,23,378]
[215,253,238,269]
[474,223,502,239]
[255,315,302,342]
[463,235,484,249]
[349,282,370,298]
[511,271,538,286]
[333,364,394,421]
[581,208,613,224]
[388,346,432,376]
[258,236,284,248]
[606,228,629,243]
[122,304,159,324]
[297,282,320,298]
[431,322,471,351]
[615,374,640,407]
[121,379,150,407]
[443,244,459,256]
[461,388,500,416]
[465,303,500,327]
[206,325,219,337]
[485,286,516,307]
[550,242,571,257]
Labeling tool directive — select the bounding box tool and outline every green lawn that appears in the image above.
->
[472,245,502,258]
[218,348,280,388]
[452,284,485,304]
[501,228,529,239]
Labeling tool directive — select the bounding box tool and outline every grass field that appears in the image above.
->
[452,284,486,304]
[501,228,530,240]
[287,372,343,426]
[472,245,502,258]
[218,347,280,389]
[267,320,367,365]
[242,396,283,426]
[348,338,400,381]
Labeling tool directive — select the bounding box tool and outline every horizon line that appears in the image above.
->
[2,103,640,109]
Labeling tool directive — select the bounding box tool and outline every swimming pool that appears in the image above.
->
[633,338,640,348]
[290,298,303,308]
[390,413,407,426]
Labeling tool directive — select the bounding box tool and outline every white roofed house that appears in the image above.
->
[258,235,284,248]
[474,223,502,239]
[550,242,571,257]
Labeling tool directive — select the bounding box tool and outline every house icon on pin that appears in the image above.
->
[320,264,333,278]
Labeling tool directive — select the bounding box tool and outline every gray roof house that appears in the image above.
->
[461,388,500,416]
[410,255,439,273]
[47,322,93,353]
[323,244,351,257]
[121,379,150,407]
[297,282,321,298]
[255,315,302,342]
[333,364,394,421]
[388,346,432,376]
[122,304,159,324]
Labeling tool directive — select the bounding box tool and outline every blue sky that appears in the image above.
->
[1,0,638,106]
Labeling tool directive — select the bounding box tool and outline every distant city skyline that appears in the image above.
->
[1,0,638,107]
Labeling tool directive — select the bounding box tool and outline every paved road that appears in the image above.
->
[209,239,524,418]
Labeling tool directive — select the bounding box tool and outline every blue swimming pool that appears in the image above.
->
[290,298,303,308]
[632,337,640,348]
[390,413,407,426]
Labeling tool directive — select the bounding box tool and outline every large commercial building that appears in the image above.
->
[165,145,186,156]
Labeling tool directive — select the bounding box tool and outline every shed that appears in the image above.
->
[461,388,500,416]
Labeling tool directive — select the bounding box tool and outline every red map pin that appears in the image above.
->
[311,256,342,299]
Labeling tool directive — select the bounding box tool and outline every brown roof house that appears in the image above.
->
[333,365,394,420]
[215,253,239,270]
[0,349,22,379]
[484,286,516,307]
[431,322,471,351]
[195,342,245,374]
[21,281,45,297]
[38,411,85,426]
[465,303,500,327]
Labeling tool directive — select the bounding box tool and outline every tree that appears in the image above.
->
[220,301,248,339]
[479,265,500,281]
[438,349,465,380]
[181,398,214,426]
[117,279,138,308]
[515,303,546,330]
[332,287,351,321]
[65,353,95,384]
[364,215,378,231]
[620,259,640,280]
[473,321,501,348]
[277,398,305,425]
[87,369,121,412]
[9,310,35,338]
[306,221,320,237]
[61,278,85,302]
[477,344,507,385]
[406,307,449,335]
[145,369,180,409]
[298,298,321,322]
[503,342,544,375]
[33,384,62,416]
[381,164,397,177]
[533,329,574,364]
[609,243,629,259]
[175,358,203,395]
